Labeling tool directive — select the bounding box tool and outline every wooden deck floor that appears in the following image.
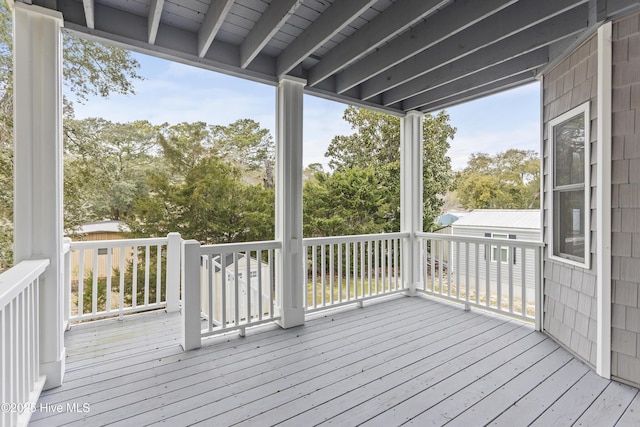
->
[32,295,640,426]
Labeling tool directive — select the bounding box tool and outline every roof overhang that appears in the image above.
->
[18,0,640,115]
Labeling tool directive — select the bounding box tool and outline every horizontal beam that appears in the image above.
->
[335,0,519,94]
[197,0,235,58]
[361,0,587,100]
[307,0,447,86]
[418,72,537,113]
[276,0,377,77]
[385,6,587,106]
[240,0,302,68]
[148,0,164,44]
[403,48,548,110]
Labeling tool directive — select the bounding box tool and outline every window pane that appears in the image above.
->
[554,190,585,261]
[554,114,585,187]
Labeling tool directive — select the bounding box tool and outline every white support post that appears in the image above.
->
[275,76,306,328]
[166,232,182,313]
[596,21,612,379]
[181,240,201,351]
[12,2,65,389]
[400,111,424,296]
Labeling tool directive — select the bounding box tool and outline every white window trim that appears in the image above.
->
[490,233,509,263]
[548,101,591,269]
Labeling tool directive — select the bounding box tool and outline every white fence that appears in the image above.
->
[0,259,49,427]
[65,233,181,323]
[417,232,543,326]
[303,233,408,311]
[182,240,281,350]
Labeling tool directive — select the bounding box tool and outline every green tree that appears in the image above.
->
[0,3,143,269]
[129,120,276,244]
[304,167,391,237]
[131,156,274,243]
[64,118,160,232]
[455,149,540,209]
[322,106,455,232]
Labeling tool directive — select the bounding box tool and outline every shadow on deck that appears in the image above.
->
[32,295,640,426]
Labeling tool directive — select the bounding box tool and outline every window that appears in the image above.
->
[549,102,590,268]
[491,233,509,263]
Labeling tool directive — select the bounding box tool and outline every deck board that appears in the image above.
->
[32,295,639,427]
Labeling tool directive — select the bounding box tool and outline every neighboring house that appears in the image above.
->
[448,210,541,300]
[201,253,272,325]
[69,220,132,280]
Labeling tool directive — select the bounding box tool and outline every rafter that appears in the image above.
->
[198,0,235,58]
[83,0,94,29]
[334,0,519,94]
[148,0,164,45]
[359,0,587,101]
[240,0,303,69]
[383,6,587,106]
[307,0,447,87]
[417,72,537,113]
[403,49,548,111]
[276,0,377,78]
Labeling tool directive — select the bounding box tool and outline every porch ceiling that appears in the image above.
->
[22,0,640,114]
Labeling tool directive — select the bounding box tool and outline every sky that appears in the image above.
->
[72,52,541,171]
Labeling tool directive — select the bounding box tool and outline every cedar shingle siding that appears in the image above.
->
[611,12,640,387]
[542,33,599,367]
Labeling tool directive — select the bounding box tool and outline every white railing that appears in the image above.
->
[416,232,543,326]
[181,239,281,350]
[303,233,409,312]
[1,259,49,427]
[66,233,181,323]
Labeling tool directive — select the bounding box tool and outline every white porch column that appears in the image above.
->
[596,21,612,379]
[12,3,65,389]
[275,76,306,328]
[400,111,424,296]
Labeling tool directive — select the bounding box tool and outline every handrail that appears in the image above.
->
[201,240,281,254]
[416,232,543,249]
[70,237,168,249]
[0,259,49,309]
[304,232,410,246]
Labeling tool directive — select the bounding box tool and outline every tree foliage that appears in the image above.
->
[128,123,275,244]
[64,118,159,232]
[316,106,455,234]
[454,149,540,209]
[304,167,391,237]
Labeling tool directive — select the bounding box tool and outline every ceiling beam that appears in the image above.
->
[360,0,587,100]
[607,0,640,16]
[276,0,378,78]
[148,0,164,44]
[240,0,302,69]
[82,0,94,29]
[307,0,448,87]
[403,49,548,110]
[383,6,587,106]
[334,0,519,94]
[418,72,537,113]
[198,0,235,58]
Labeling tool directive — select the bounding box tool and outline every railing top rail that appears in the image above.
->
[303,232,410,246]
[200,240,282,255]
[416,232,544,249]
[0,259,49,309]
[69,237,168,249]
